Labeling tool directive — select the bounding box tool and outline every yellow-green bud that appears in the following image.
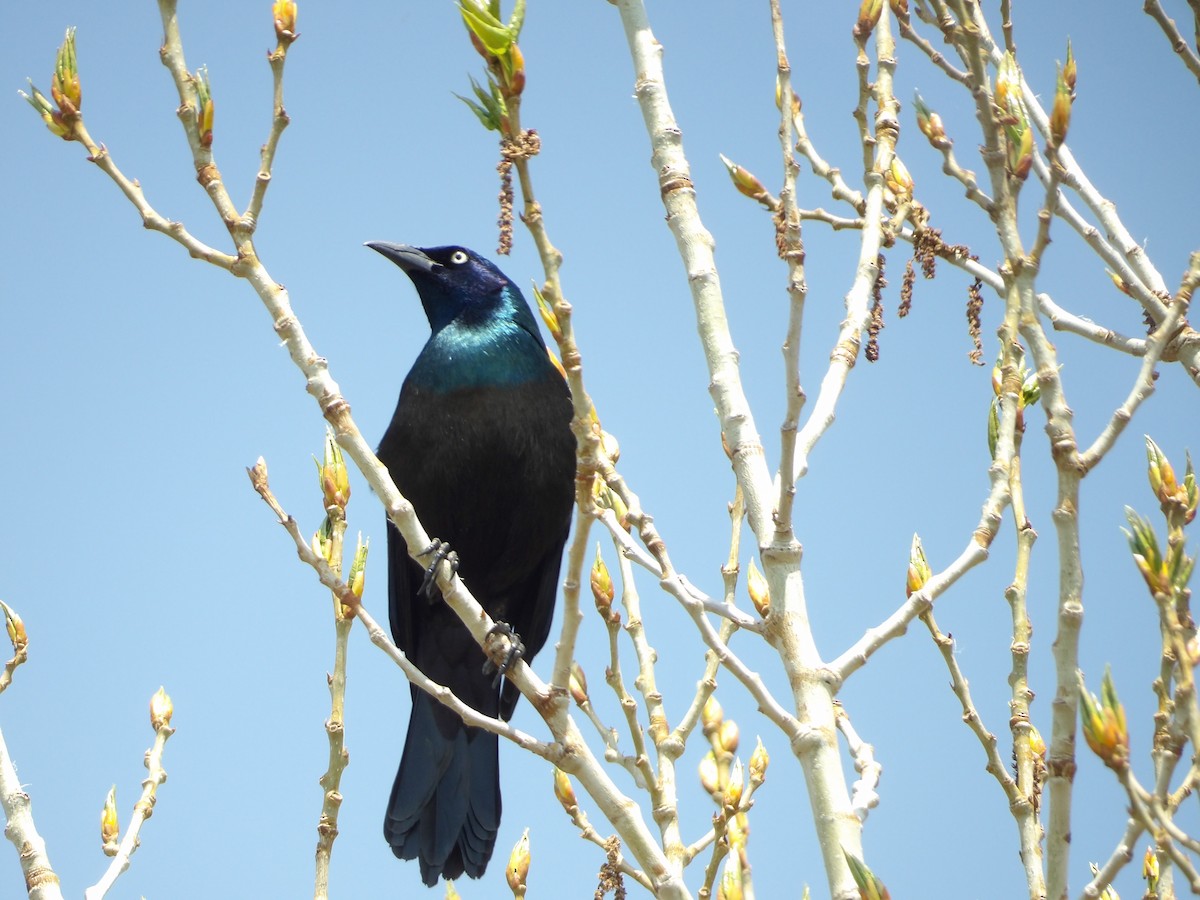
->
[774,80,802,117]
[906,533,931,598]
[531,283,561,343]
[100,785,119,856]
[1027,725,1046,758]
[553,767,577,811]
[1143,846,1159,891]
[702,695,724,735]
[1,602,27,652]
[1089,863,1119,900]
[717,853,744,900]
[749,736,769,785]
[316,431,351,511]
[150,686,174,730]
[194,66,214,148]
[724,758,745,810]
[506,828,530,895]
[313,517,334,564]
[348,533,369,601]
[1079,667,1128,770]
[51,28,81,117]
[1145,436,1198,524]
[844,849,891,900]
[718,719,740,755]
[886,156,913,202]
[747,558,770,617]
[1106,269,1133,296]
[699,750,721,796]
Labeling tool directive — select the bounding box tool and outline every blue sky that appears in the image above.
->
[3,2,1198,898]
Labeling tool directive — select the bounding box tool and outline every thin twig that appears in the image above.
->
[1144,0,1200,85]
[834,705,881,823]
[84,692,175,900]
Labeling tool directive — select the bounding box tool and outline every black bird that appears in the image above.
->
[368,242,575,886]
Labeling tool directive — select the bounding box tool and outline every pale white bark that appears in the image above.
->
[0,728,63,900]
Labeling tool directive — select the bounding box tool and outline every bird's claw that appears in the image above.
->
[482,621,526,687]
[418,539,458,601]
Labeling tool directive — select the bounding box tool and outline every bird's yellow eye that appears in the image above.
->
[449,250,469,265]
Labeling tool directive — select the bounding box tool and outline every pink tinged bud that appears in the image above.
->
[273,0,299,42]
[1009,124,1033,181]
[569,661,588,704]
[913,92,948,147]
[1106,269,1133,296]
[719,154,771,206]
[150,686,174,730]
[855,0,884,38]
[1050,62,1072,146]
[502,42,525,98]
[1063,39,1077,94]
[590,549,614,612]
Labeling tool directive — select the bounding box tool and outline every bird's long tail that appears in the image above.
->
[384,690,501,886]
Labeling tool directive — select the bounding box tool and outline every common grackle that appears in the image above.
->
[368,242,575,886]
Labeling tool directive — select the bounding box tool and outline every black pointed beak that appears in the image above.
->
[364,242,442,274]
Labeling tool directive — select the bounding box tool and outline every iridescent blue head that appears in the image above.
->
[367,242,555,391]
[365,242,543,339]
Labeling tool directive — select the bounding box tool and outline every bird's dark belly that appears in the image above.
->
[378,371,575,664]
